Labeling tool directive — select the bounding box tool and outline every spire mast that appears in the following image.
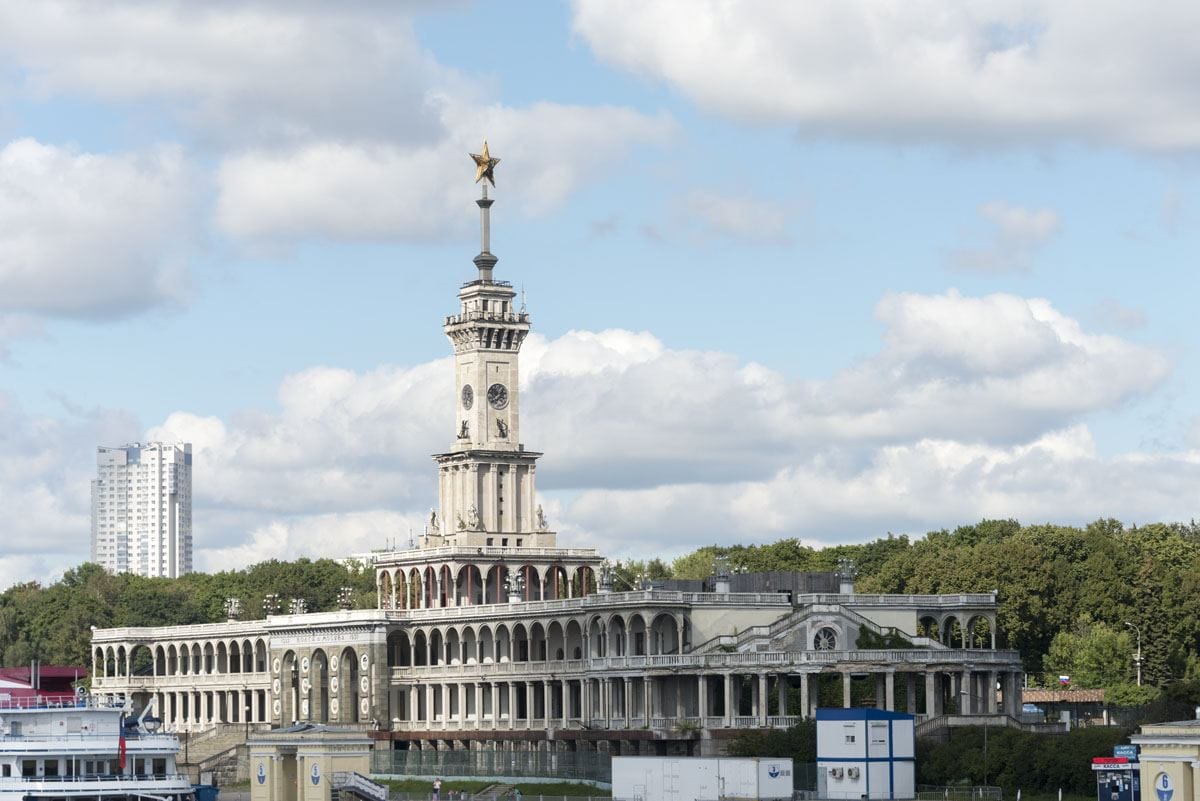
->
[470,141,501,282]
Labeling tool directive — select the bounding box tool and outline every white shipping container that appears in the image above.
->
[612,756,794,801]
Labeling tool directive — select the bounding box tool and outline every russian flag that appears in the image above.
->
[1058,675,1071,685]
[118,731,127,771]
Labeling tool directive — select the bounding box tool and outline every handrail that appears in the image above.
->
[332,771,388,801]
[388,589,791,622]
[374,545,600,563]
[12,773,192,784]
[0,697,112,711]
[792,592,997,607]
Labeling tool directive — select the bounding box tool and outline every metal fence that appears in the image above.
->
[372,749,612,783]
[388,795,610,801]
[916,786,1003,801]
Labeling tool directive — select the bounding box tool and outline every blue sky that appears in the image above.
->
[1,1,1197,587]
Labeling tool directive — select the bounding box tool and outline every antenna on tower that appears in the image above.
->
[520,284,527,313]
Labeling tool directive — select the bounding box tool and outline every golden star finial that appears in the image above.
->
[470,140,500,187]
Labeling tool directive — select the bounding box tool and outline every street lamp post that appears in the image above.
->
[1125,622,1143,686]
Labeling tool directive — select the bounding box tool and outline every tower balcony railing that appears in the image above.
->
[461,279,513,289]
[443,310,529,326]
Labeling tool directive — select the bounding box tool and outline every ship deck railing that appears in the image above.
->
[0,697,118,711]
[1,773,192,783]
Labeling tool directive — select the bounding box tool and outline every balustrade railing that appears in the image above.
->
[390,647,1020,682]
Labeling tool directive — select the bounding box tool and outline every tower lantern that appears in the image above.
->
[431,142,551,548]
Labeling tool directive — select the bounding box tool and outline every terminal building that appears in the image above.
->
[90,152,1024,759]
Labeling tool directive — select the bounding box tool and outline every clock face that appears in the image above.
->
[461,384,474,410]
[487,383,509,410]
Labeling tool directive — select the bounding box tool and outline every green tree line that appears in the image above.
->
[0,559,375,669]
[666,518,1200,695]
[5,517,1199,699]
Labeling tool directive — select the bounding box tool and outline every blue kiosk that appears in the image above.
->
[1092,745,1141,801]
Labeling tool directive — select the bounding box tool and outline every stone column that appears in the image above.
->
[425,684,435,723]
[875,674,886,710]
[885,671,896,712]
[723,674,734,726]
[987,671,998,713]
[507,683,517,728]
[799,673,810,720]
[924,673,937,717]
[644,678,654,725]
[960,670,972,714]
[543,682,552,725]
[906,673,917,714]
[476,683,485,726]
[523,681,533,726]
[698,674,708,721]
[561,680,569,727]
[582,680,592,725]
[458,683,467,724]
[777,674,788,718]
[842,673,852,708]
[624,678,632,728]
[758,673,769,725]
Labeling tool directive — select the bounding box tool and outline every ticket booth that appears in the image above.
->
[1093,754,1140,801]
[248,724,375,801]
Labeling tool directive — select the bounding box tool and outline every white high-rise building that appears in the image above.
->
[90,442,193,578]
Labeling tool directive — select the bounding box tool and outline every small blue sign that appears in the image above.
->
[1114,745,1138,760]
[768,764,780,778]
[311,764,321,786]
[1155,772,1173,801]
[256,763,266,785]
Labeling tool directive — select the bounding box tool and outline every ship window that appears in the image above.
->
[21,759,36,777]
[153,758,167,776]
[1,764,10,777]
[44,761,59,777]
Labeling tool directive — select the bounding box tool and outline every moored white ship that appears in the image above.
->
[0,696,195,801]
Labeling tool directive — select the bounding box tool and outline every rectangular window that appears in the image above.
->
[44,760,59,777]
[1,765,10,777]
[21,759,37,777]
[152,758,167,776]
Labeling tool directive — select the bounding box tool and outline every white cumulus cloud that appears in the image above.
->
[0,139,197,319]
[0,291,1183,586]
[572,0,1200,151]
[949,201,1061,274]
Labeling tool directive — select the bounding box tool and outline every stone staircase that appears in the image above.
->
[473,785,518,799]
[693,602,932,655]
[331,771,389,801]
[179,724,266,783]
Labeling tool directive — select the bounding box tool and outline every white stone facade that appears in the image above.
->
[89,187,1024,755]
[91,442,193,578]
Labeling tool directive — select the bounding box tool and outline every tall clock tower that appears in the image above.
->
[431,143,553,547]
